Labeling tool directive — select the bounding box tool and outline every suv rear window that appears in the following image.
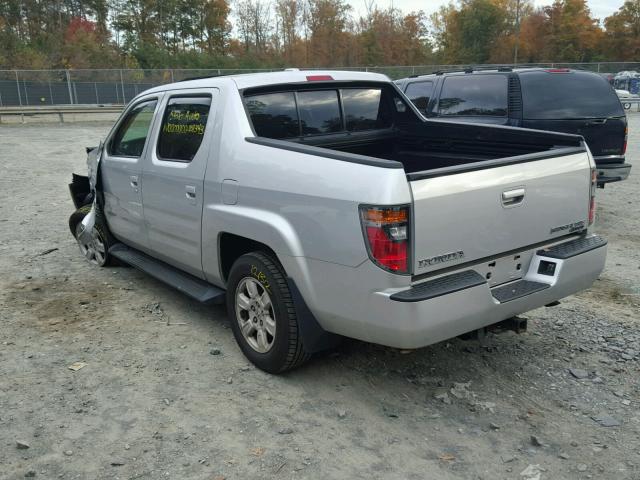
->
[520,72,624,119]
[438,75,508,117]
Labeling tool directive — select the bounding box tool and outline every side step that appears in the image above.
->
[390,270,486,302]
[109,243,226,304]
[491,279,549,303]
[537,235,607,260]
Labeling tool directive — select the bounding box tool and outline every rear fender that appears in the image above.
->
[203,205,305,285]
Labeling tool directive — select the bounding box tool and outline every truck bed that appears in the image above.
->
[291,120,585,176]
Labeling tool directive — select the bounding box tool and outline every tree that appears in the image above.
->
[604,0,640,61]
[305,0,353,66]
[432,0,509,63]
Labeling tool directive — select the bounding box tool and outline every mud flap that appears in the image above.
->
[286,278,341,354]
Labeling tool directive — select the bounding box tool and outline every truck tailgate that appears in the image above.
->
[410,151,591,275]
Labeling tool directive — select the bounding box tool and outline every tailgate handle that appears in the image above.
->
[502,188,525,207]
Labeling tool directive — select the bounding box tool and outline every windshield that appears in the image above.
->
[520,71,624,119]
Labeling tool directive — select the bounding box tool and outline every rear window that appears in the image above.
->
[245,92,299,139]
[244,87,394,138]
[438,75,508,117]
[342,88,392,131]
[405,81,433,112]
[520,72,624,119]
[297,90,342,135]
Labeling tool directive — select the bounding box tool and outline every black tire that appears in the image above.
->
[68,204,92,235]
[226,252,311,373]
[68,204,114,267]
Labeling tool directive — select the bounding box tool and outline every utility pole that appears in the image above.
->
[514,0,521,65]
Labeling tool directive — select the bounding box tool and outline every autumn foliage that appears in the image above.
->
[0,0,638,70]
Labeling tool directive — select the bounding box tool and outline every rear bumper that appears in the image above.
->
[309,235,606,349]
[593,161,631,184]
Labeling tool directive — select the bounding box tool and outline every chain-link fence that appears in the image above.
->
[2,62,639,107]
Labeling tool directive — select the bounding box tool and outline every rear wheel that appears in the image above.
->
[226,252,310,373]
[69,205,113,267]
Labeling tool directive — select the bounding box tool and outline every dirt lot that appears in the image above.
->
[1,116,639,480]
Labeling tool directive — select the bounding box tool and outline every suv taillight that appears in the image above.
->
[589,168,597,225]
[359,205,410,274]
[623,125,628,155]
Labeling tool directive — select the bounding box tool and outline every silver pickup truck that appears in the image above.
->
[69,70,607,373]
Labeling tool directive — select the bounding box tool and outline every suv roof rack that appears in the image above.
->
[432,65,515,75]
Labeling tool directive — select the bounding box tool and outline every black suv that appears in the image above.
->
[396,67,630,185]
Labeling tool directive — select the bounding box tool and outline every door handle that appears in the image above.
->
[129,175,139,190]
[185,185,197,203]
[502,188,525,207]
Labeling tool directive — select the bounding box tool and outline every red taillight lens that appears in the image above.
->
[623,126,628,154]
[588,168,597,225]
[360,205,410,274]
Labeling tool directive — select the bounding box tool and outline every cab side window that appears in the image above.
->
[405,81,433,113]
[438,75,508,117]
[110,100,157,157]
[157,96,212,162]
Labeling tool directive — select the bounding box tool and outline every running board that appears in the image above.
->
[109,243,225,304]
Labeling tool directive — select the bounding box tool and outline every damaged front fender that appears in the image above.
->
[76,141,104,244]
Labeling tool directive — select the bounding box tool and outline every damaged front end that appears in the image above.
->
[69,143,103,244]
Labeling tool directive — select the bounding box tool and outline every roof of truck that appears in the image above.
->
[143,70,391,95]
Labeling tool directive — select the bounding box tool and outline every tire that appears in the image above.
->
[69,204,113,267]
[226,252,311,373]
[623,102,631,110]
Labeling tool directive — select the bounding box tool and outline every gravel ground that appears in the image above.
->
[1,116,639,480]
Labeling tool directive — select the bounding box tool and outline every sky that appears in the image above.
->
[346,0,625,22]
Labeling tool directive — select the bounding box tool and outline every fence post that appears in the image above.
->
[94,82,99,104]
[597,63,601,72]
[170,69,174,83]
[15,70,22,106]
[65,70,74,105]
[120,69,126,104]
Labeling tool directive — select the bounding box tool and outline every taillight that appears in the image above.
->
[589,168,597,225]
[623,126,628,154]
[359,205,410,274]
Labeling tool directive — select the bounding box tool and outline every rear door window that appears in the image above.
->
[342,88,392,131]
[110,99,158,157]
[520,71,624,119]
[405,81,434,112]
[297,90,342,135]
[157,96,211,162]
[438,75,508,117]
[245,92,299,139]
